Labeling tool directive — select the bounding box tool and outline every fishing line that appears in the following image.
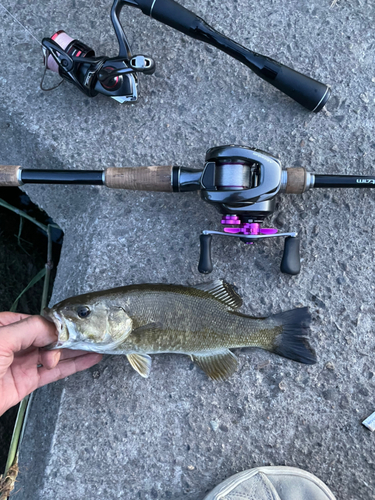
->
[0,2,64,90]
[0,2,42,46]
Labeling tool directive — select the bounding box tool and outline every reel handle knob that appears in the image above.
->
[198,234,213,274]
[280,236,301,275]
[130,55,156,75]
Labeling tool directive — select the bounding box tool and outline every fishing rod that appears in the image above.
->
[2,145,372,275]
[41,0,330,110]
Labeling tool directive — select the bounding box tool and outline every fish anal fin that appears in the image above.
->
[191,350,238,381]
[127,353,152,378]
[192,279,243,310]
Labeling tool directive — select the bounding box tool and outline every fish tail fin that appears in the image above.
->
[270,307,316,365]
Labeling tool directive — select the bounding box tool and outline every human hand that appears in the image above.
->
[0,312,102,416]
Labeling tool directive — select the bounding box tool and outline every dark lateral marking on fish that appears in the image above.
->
[131,322,163,335]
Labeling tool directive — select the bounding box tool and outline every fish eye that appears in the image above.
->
[77,306,91,319]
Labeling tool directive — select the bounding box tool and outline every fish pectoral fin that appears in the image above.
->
[127,354,152,378]
[191,350,238,381]
[192,279,243,310]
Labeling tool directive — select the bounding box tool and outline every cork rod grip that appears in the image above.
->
[0,165,22,186]
[104,166,173,191]
[284,167,308,194]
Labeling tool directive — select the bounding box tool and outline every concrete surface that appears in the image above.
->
[0,0,374,498]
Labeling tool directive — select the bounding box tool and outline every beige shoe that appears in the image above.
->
[203,466,337,500]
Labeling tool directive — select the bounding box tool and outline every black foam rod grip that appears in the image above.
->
[280,237,301,275]
[134,0,330,112]
[135,0,198,35]
[258,62,331,112]
[198,234,213,274]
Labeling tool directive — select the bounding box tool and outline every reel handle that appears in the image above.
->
[198,234,213,274]
[0,165,22,186]
[104,166,173,191]
[280,236,301,275]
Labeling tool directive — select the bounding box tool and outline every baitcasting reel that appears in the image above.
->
[173,146,305,275]
[3,145,373,275]
[41,0,330,110]
[191,146,302,275]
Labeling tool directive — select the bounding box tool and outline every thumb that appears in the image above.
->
[0,315,58,355]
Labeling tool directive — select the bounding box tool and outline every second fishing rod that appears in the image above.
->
[2,145,374,275]
[41,0,330,110]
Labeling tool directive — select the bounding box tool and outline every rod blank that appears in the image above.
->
[21,170,104,185]
[314,175,375,189]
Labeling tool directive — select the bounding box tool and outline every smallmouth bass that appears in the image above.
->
[44,280,316,380]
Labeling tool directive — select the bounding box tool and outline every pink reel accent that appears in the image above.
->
[46,31,74,73]
[221,215,277,244]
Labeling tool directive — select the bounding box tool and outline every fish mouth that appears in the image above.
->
[43,307,69,350]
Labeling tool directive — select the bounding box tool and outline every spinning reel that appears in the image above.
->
[41,1,155,102]
[41,0,330,110]
[3,145,373,275]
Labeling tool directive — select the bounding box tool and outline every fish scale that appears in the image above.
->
[121,290,277,353]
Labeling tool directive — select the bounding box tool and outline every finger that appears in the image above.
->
[40,349,95,369]
[59,349,97,361]
[40,349,61,369]
[0,316,58,355]
[0,312,31,327]
[37,353,103,388]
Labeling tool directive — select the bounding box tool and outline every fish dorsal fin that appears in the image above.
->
[191,350,238,380]
[127,353,152,378]
[192,280,243,310]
